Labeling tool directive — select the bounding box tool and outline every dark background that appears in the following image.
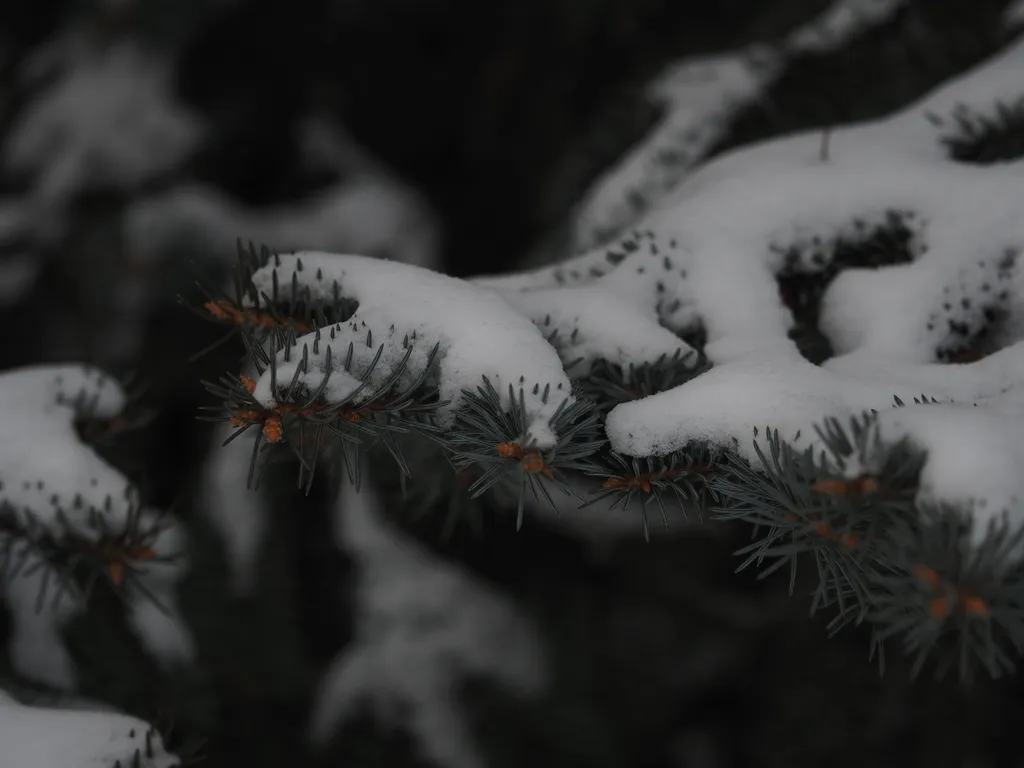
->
[1,1,1023,766]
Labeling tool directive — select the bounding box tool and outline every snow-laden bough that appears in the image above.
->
[245,252,576,449]
[476,33,1024,554]
[568,0,908,252]
[0,365,192,689]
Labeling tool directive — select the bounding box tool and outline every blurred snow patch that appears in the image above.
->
[309,477,546,768]
[5,40,202,208]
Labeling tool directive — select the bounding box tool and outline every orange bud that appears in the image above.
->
[130,546,157,562]
[812,475,880,496]
[912,564,942,588]
[838,532,860,549]
[811,479,848,495]
[204,300,232,321]
[496,442,523,459]
[928,596,951,620]
[521,452,554,479]
[263,417,284,443]
[962,595,989,618]
[858,477,879,495]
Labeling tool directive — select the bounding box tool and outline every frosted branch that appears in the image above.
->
[480,35,1024,542]
[245,253,575,448]
[569,0,907,252]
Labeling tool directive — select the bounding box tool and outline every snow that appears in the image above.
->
[875,403,1024,537]
[0,29,204,353]
[4,40,201,209]
[125,178,439,270]
[0,690,179,768]
[569,0,906,251]
[201,420,271,595]
[0,366,192,689]
[1006,0,1024,29]
[0,365,130,522]
[124,115,439,270]
[784,0,905,54]
[309,475,546,768]
[0,201,39,305]
[477,34,1024,543]
[497,284,698,374]
[196,141,441,591]
[570,51,779,252]
[247,253,575,448]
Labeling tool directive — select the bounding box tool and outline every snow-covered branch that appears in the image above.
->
[469,33,1024,541]
[569,0,908,252]
[0,365,189,762]
[0,366,192,690]
[244,253,575,449]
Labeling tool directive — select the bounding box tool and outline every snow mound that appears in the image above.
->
[309,476,546,768]
[0,690,179,768]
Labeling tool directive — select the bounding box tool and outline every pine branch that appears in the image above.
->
[200,333,443,493]
[582,445,722,540]
[708,412,1024,681]
[446,377,604,530]
[575,348,709,412]
[185,240,358,362]
[0,498,174,610]
[932,96,1024,165]
[867,505,1024,680]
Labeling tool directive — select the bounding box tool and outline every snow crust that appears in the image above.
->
[309,476,546,768]
[479,35,1024,541]
[0,366,192,689]
[0,690,179,768]
[247,253,575,448]
[570,0,906,251]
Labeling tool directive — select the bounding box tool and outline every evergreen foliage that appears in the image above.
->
[4,1,1024,766]
[194,234,1024,682]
